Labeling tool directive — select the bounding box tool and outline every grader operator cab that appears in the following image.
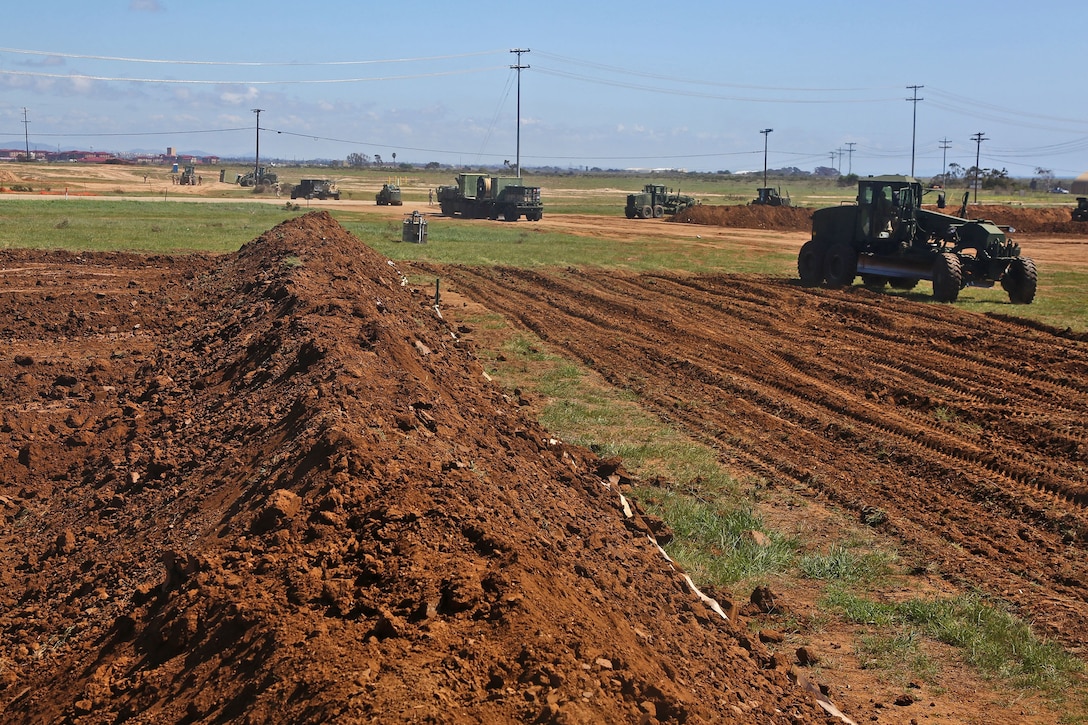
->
[797,175,1036,304]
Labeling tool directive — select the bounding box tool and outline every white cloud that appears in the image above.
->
[220,87,259,105]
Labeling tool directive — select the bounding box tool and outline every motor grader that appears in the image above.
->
[624,184,698,219]
[797,175,1036,304]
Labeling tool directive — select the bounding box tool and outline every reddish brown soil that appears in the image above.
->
[674,202,1088,236]
[5,206,1088,724]
[0,213,830,724]
[428,265,1088,657]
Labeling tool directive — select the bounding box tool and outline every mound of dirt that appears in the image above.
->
[671,204,813,232]
[0,212,827,723]
[956,204,1088,235]
[671,201,1088,236]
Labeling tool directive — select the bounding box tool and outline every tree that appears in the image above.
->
[347,152,370,167]
[374,154,382,168]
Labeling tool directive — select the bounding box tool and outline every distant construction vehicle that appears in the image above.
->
[798,174,1036,304]
[624,184,698,219]
[178,163,197,186]
[750,187,791,207]
[375,183,402,206]
[291,179,340,200]
[1073,197,1088,222]
[237,166,279,189]
[436,173,543,221]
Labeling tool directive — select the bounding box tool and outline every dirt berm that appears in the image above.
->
[673,202,1088,235]
[0,212,829,723]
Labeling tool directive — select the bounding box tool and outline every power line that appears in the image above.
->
[0,66,508,85]
[0,46,507,66]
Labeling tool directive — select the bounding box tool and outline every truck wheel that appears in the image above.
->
[653,205,664,218]
[823,243,857,288]
[503,207,520,222]
[797,239,827,286]
[861,275,888,289]
[931,253,963,303]
[1001,257,1037,304]
[889,278,920,290]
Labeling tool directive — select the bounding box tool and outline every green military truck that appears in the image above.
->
[436,173,543,221]
[375,183,403,206]
[291,179,340,200]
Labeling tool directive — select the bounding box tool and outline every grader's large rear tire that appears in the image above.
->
[1001,257,1037,304]
[640,205,653,220]
[823,243,857,288]
[797,239,828,286]
[889,277,920,290]
[932,252,963,303]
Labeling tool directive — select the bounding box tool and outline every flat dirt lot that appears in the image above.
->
[2,184,1088,723]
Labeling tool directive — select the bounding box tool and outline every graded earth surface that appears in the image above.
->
[2,202,1087,724]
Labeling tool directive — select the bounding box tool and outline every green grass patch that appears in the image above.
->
[638,486,795,584]
[0,198,304,253]
[825,587,1084,693]
[798,544,895,583]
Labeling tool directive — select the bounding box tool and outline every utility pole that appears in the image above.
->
[510,49,530,178]
[836,147,847,174]
[21,108,30,161]
[939,137,951,183]
[760,128,773,188]
[971,132,987,203]
[906,85,924,177]
[252,108,263,185]
[829,151,836,170]
[845,141,856,175]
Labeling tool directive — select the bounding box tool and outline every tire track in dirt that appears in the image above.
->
[426,263,1088,648]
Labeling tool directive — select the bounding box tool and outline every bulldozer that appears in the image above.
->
[750,187,791,207]
[797,175,1036,304]
[624,184,698,219]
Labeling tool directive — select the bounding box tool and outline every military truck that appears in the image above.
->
[436,173,543,221]
[751,187,791,207]
[797,175,1036,304]
[624,184,698,219]
[1073,197,1088,222]
[375,183,402,206]
[291,179,340,200]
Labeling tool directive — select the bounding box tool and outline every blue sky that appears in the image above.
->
[1,0,1085,178]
